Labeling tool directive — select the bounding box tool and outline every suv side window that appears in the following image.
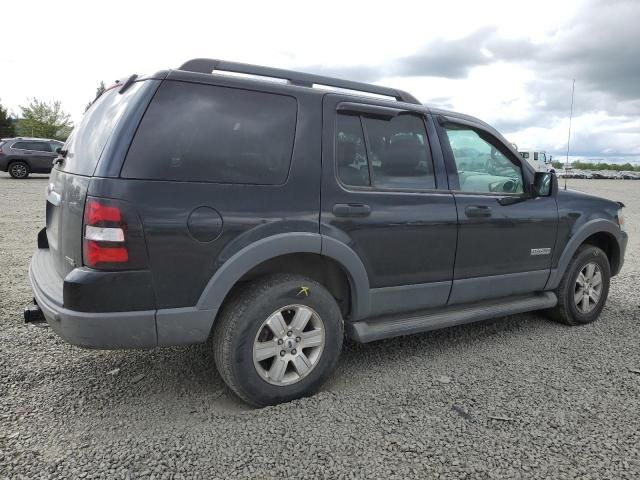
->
[12,142,29,150]
[122,81,297,184]
[363,115,435,190]
[444,126,524,194]
[336,114,370,187]
[28,142,52,152]
[336,112,436,190]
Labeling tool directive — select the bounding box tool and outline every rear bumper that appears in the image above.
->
[29,247,217,348]
[29,248,157,349]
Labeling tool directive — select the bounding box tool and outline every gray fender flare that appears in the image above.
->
[196,232,370,319]
[156,233,370,346]
[545,219,623,290]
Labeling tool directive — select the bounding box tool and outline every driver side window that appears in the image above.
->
[445,126,523,194]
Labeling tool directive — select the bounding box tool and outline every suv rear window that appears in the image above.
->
[61,81,144,176]
[121,81,297,184]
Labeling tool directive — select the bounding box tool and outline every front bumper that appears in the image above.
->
[29,248,157,349]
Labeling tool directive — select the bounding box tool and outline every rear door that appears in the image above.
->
[436,118,558,304]
[26,141,56,172]
[321,95,457,318]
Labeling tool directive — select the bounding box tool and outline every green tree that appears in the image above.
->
[17,98,73,141]
[85,81,106,112]
[551,160,564,169]
[620,163,634,171]
[0,100,16,138]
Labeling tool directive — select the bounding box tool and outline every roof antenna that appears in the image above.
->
[564,79,575,191]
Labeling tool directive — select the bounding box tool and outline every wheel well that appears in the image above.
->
[582,232,620,273]
[229,253,352,318]
[8,159,30,170]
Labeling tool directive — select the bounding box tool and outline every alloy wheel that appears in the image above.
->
[253,305,325,386]
[574,262,603,314]
[10,163,27,178]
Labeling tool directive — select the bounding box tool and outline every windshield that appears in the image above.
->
[60,81,143,176]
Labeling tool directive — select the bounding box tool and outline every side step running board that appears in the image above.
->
[348,292,557,343]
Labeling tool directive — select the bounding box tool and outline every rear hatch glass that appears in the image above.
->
[47,81,145,278]
[60,81,144,176]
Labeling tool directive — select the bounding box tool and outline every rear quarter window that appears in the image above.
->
[121,81,297,184]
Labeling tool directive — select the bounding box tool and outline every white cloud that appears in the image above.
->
[1,0,635,162]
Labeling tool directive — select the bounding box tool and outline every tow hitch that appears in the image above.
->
[24,299,46,325]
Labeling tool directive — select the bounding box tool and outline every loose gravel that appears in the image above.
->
[1,173,639,479]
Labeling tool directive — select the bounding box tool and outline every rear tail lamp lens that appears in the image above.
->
[82,197,147,270]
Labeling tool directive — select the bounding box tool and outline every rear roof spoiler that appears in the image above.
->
[178,58,421,105]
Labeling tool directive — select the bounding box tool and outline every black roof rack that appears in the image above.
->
[178,58,421,105]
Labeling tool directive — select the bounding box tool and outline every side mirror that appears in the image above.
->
[533,171,554,197]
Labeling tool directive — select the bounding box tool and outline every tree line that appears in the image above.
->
[0,98,72,141]
[0,81,106,141]
[550,160,640,172]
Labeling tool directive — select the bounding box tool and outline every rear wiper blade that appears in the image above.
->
[119,74,138,94]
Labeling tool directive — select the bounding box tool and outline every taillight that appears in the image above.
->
[82,197,147,270]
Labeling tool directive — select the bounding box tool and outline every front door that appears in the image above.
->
[437,120,558,305]
[320,95,458,318]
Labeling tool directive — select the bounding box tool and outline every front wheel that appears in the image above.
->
[213,274,343,406]
[547,245,611,325]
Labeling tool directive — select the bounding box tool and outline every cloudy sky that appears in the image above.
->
[1,0,638,163]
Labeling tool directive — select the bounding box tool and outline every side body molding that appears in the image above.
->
[156,233,370,345]
[545,219,624,290]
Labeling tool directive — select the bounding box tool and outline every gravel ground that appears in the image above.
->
[1,174,639,479]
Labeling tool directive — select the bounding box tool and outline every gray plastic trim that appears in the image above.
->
[320,236,370,319]
[545,219,624,290]
[349,292,557,343]
[449,270,550,305]
[156,307,217,346]
[197,233,322,311]
[368,281,451,317]
[29,261,156,349]
[193,232,370,330]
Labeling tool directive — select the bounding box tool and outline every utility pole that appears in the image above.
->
[564,79,575,190]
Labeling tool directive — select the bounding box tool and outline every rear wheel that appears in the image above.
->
[213,274,343,406]
[8,161,30,179]
[547,245,610,325]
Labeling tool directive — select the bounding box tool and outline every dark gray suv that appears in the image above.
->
[0,137,63,178]
[26,59,628,406]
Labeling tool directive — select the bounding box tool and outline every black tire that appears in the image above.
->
[8,161,30,179]
[213,274,344,407]
[547,245,610,325]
